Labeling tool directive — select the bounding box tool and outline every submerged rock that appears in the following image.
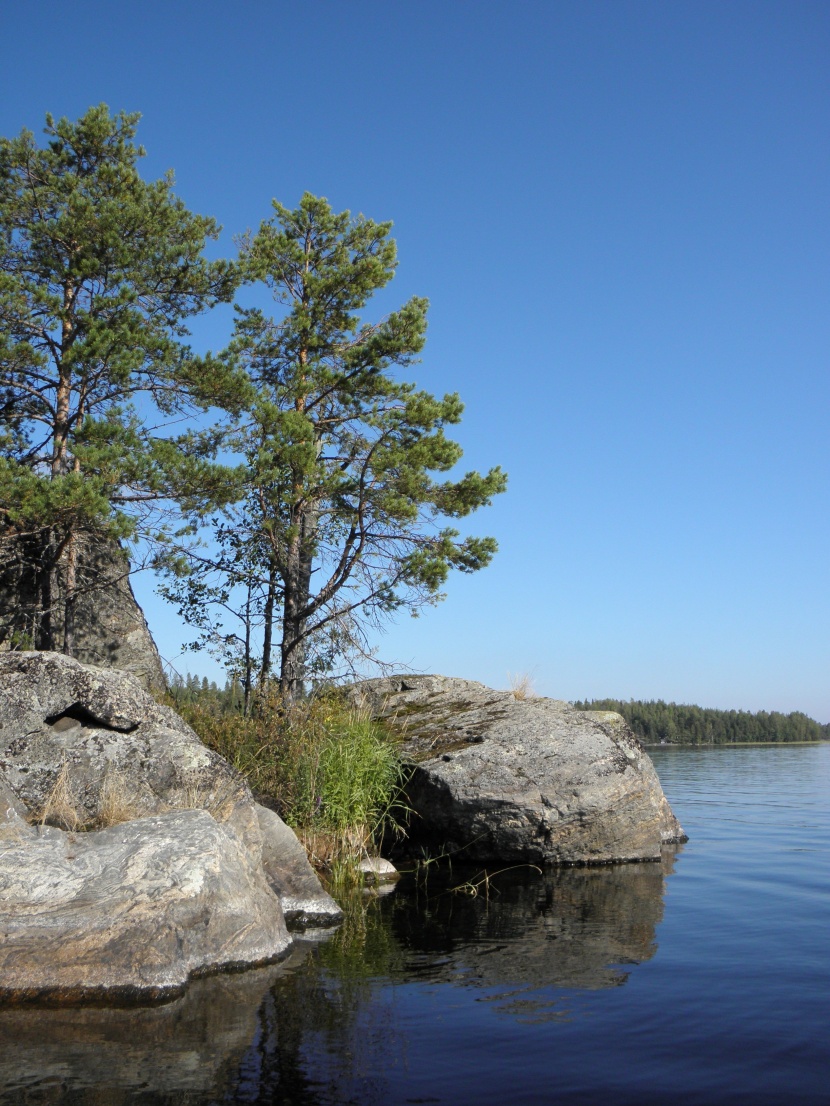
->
[349,675,686,865]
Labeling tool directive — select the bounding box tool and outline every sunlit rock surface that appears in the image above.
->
[0,651,343,1003]
[349,675,686,864]
[0,810,291,1002]
[0,651,342,931]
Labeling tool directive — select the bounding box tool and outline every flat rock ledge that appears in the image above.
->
[0,652,342,1003]
[348,675,686,866]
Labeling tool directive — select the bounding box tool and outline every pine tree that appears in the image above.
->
[0,105,239,653]
[167,194,506,704]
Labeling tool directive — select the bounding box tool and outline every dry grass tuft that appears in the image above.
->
[96,770,140,828]
[32,759,84,832]
[508,672,536,700]
[297,823,372,872]
[177,777,245,823]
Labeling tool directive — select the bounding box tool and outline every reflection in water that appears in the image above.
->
[0,953,306,1104]
[0,854,679,1104]
[391,852,679,993]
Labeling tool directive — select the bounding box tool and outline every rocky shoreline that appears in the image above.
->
[350,675,686,865]
[0,652,340,1004]
[1,654,685,1004]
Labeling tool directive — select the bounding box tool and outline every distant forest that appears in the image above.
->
[171,674,830,744]
[572,699,830,745]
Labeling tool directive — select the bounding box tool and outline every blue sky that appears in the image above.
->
[2,1,828,720]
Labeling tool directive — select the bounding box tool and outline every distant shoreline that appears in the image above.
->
[644,740,830,748]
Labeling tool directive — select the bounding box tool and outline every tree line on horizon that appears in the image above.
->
[573,698,830,744]
[0,105,506,708]
[168,675,830,743]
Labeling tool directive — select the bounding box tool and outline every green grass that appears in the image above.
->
[172,693,408,870]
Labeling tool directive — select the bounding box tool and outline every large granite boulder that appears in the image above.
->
[348,675,685,865]
[0,810,291,1002]
[0,650,341,996]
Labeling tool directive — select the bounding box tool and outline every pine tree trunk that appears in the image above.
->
[259,563,278,688]
[280,543,306,705]
[279,504,317,705]
[35,528,57,651]
[45,289,74,652]
[243,582,253,717]
[62,530,78,656]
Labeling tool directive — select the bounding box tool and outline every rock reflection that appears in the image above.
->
[0,851,680,1104]
[393,849,680,993]
[232,850,682,1101]
[0,951,308,1104]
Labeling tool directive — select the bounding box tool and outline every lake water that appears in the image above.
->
[1,743,828,1105]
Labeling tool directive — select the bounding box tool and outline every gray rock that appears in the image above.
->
[0,532,166,691]
[0,809,291,1002]
[0,651,342,929]
[256,804,343,926]
[1,775,32,852]
[348,675,686,865]
[357,856,399,882]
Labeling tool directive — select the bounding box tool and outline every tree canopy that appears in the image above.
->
[161,193,506,704]
[0,107,505,692]
[0,105,239,652]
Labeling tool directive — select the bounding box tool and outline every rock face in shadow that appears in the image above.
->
[350,675,686,865]
[0,652,342,1002]
[0,532,166,691]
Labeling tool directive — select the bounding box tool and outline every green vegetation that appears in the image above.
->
[0,105,506,703]
[160,192,506,705]
[574,698,830,744]
[0,105,240,654]
[170,684,408,867]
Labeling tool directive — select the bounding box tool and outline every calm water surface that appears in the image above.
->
[1,743,828,1105]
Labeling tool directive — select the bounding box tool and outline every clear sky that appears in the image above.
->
[2,1,828,720]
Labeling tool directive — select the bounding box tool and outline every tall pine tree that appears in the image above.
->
[165,194,506,704]
[0,105,238,653]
